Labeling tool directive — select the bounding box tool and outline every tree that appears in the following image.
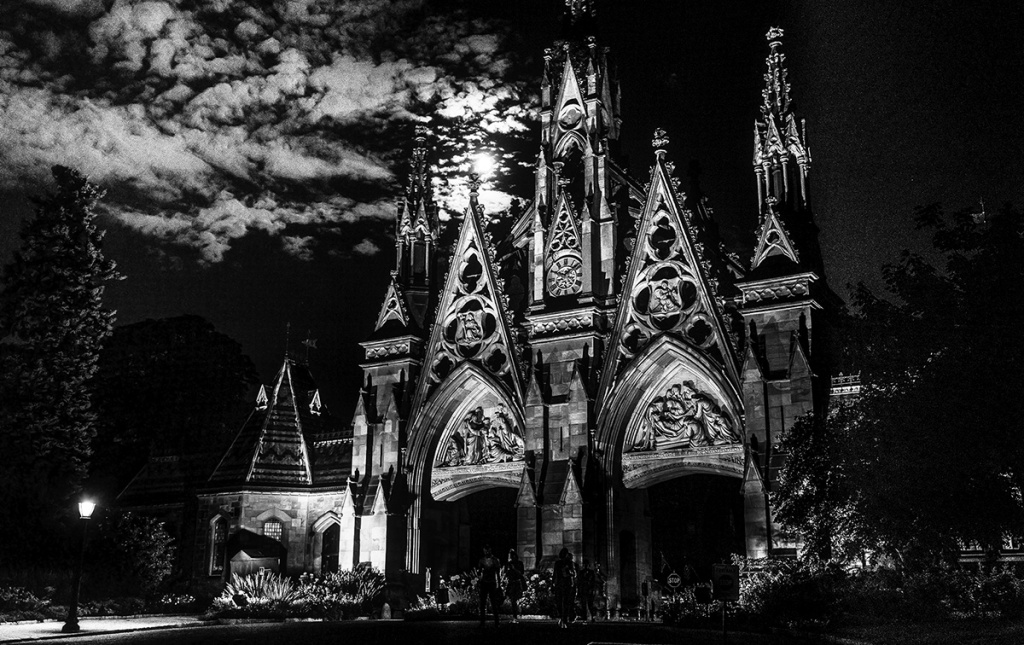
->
[90,512,176,596]
[89,315,259,496]
[775,203,1024,569]
[773,405,863,565]
[0,166,120,560]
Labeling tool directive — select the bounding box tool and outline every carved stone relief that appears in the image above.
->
[618,208,721,362]
[436,403,525,467]
[429,242,511,385]
[624,380,739,452]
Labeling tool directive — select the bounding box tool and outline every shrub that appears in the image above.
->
[0,586,47,613]
[89,512,175,596]
[210,571,297,618]
[519,569,557,617]
[971,564,1024,619]
[297,564,385,617]
[404,595,442,621]
[152,593,200,614]
[657,585,717,625]
[734,557,845,629]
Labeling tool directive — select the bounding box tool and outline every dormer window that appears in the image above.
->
[255,385,268,410]
[309,389,322,416]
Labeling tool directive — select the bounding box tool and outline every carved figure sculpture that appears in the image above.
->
[442,428,466,466]
[679,382,738,445]
[626,381,738,452]
[485,403,525,462]
[456,311,483,345]
[463,407,486,463]
[649,278,681,316]
[438,403,525,467]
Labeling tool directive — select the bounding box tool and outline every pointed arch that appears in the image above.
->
[752,205,800,269]
[597,153,740,407]
[207,514,228,577]
[312,511,341,533]
[407,362,526,502]
[596,334,745,489]
[554,130,588,160]
[413,203,523,409]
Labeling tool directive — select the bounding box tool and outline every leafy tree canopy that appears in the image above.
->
[0,166,119,560]
[774,203,1024,570]
[90,315,259,497]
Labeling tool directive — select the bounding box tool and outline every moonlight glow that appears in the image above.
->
[472,153,497,180]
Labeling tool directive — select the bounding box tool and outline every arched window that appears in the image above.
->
[262,520,284,543]
[209,517,227,576]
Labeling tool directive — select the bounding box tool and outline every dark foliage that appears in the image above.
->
[90,315,258,495]
[87,511,176,596]
[775,204,1024,569]
[0,166,120,565]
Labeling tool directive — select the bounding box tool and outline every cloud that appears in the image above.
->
[353,238,381,256]
[0,0,535,262]
[22,0,105,17]
[281,234,315,261]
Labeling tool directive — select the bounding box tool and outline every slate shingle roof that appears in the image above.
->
[207,357,349,490]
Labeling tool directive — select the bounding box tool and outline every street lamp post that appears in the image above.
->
[62,499,95,633]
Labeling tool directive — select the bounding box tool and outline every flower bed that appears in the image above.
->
[206,565,385,620]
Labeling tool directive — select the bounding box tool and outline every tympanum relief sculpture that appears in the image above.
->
[438,403,525,467]
[625,381,739,452]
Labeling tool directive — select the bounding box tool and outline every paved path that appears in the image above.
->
[0,616,826,644]
[0,616,207,642]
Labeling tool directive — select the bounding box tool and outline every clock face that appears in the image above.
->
[547,256,583,296]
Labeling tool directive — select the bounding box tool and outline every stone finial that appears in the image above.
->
[652,128,669,158]
[651,128,667,151]
[766,26,784,44]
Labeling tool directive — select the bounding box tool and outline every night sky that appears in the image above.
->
[1,0,1022,416]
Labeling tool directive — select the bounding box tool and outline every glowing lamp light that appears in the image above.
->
[471,153,496,179]
[64,498,97,633]
[78,499,96,520]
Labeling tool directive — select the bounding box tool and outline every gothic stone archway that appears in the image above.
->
[595,335,746,608]
[406,362,526,576]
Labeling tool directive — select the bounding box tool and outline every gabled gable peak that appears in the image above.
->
[374,274,411,332]
[600,133,740,394]
[516,468,537,507]
[415,202,523,406]
[752,197,800,270]
[559,464,582,505]
[554,49,587,123]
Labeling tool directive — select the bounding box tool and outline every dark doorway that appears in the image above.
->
[322,523,340,574]
[460,488,518,571]
[647,475,744,583]
[619,530,638,605]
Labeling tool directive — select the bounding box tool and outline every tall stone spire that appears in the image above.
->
[753,28,811,215]
[392,125,439,327]
[751,27,825,276]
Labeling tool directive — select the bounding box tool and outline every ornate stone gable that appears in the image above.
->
[551,51,587,144]
[600,141,740,397]
[544,192,584,297]
[414,204,523,406]
[374,274,411,331]
[751,197,800,270]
